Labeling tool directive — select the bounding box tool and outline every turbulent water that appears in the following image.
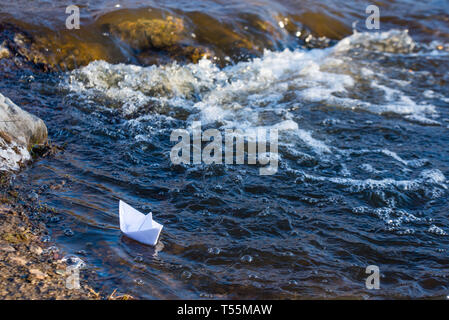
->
[1,0,449,299]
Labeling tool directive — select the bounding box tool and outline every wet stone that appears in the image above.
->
[63,228,74,237]
[181,270,192,280]
[40,235,51,243]
[48,216,60,223]
[28,268,46,280]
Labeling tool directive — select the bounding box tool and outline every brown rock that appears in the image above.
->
[10,256,27,266]
[0,93,47,148]
[0,205,99,299]
[0,244,15,252]
[109,16,185,50]
[0,41,10,59]
[29,268,46,280]
[30,245,43,255]
[295,12,351,39]
[0,93,48,171]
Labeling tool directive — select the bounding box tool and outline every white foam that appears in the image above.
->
[333,29,416,54]
[299,168,446,192]
[420,169,447,185]
[67,29,443,129]
[428,225,447,236]
[296,129,331,155]
[65,29,447,194]
[304,173,419,191]
[351,205,424,230]
[340,148,429,169]
[381,149,429,168]
[0,139,30,171]
[360,163,379,174]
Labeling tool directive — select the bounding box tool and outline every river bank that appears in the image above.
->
[0,93,99,299]
[0,93,137,299]
[0,172,100,299]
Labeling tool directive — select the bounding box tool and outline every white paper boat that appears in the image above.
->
[119,200,163,246]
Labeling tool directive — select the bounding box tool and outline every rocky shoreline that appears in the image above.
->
[0,200,98,299]
[0,94,101,299]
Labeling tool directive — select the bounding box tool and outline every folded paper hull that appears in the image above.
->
[123,223,163,246]
[119,200,163,246]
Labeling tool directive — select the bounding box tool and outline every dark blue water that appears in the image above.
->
[1,0,449,299]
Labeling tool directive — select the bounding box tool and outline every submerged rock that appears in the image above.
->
[105,14,212,65]
[0,93,47,171]
[108,16,185,50]
[0,8,345,71]
[101,12,212,65]
[0,22,115,71]
[0,41,10,59]
[9,30,111,71]
[0,15,210,70]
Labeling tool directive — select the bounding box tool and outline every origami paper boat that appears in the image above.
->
[119,200,163,246]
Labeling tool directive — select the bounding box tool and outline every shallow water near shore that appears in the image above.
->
[1,0,449,299]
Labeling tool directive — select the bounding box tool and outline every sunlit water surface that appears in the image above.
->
[1,0,449,299]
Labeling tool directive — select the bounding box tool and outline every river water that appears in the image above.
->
[1,0,449,299]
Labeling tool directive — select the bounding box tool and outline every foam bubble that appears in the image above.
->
[299,168,446,193]
[428,225,448,236]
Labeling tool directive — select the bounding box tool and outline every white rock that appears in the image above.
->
[0,93,47,171]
